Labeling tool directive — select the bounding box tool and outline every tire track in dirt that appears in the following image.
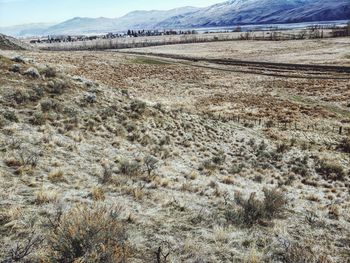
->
[117,51,350,80]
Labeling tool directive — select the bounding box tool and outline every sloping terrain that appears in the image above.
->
[158,0,350,28]
[2,0,349,36]
[38,7,200,35]
[0,34,31,50]
[0,23,55,38]
[0,43,349,262]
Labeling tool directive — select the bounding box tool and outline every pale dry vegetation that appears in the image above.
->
[0,38,349,262]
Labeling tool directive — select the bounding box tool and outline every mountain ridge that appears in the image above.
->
[1,0,349,36]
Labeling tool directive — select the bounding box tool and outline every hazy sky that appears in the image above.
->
[0,0,222,27]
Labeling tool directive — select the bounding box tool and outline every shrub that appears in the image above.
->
[47,79,69,95]
[230,163,245,174]
[23,67,40,78]
[47,205,129,263]
[101,164,113,184]
[40,99,60,112]
[276,142,290,153]
[3,110,19,122]
[29,85,45,101]
[291,156,310,177]
[212,151,226,165]
[9,64,21,73]
[119,159,141,176]
[11,56,25,63]
[29,111,45,125]
[3,232,44,262]
[273,239,333,263]
[0,115,5,128]
[4,150,39,172]
[201,159,217,171]
[130,100,146,115]
[10,89,29,104]
[40,66,56,78]
[225,188,287,227]
[83,92,97,104]
[143,155,158,176]
[315,159,345,181]
[338,136,350,153]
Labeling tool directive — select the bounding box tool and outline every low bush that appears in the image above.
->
[47,79,69,95]
[338,136,350,153]
[47,205,129,263]
[9,64,21,73]
[7,89,30,104]
[29,111,45,125]
[40,99,60,112]
[11,56,25,63]
[130,100,146,115]
[225,188,287,227]
[273,239,333,263]
[143,155,158,176]
[315,159,345,181]
[119,159,141,176]
[229,163,245,174]
[40,66,56,78]
[23,67,40,78]
[3,110,19,122]
[212,151,226,165]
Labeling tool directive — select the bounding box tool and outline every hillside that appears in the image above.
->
[0,23,55,38]
[157,0,350,28]
[0,34,31,50]
[1,0,349,36]
[40,7,200,35]
[0,38,349,261]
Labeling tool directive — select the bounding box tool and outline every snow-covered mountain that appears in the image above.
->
[0,23,55,37]
[1,0,349,37]
[157,0,350,28]
[43,17,118,35]
[39,7,199,35]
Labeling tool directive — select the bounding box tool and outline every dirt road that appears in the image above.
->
[118,51,350,79]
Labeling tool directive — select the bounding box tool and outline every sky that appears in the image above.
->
[0,0,222,27]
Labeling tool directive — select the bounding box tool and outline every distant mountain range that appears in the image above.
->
[1,0,349,37]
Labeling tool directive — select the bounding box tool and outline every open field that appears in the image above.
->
[122,37,350,66]
[0,37,350,262]
[33,28,347,51]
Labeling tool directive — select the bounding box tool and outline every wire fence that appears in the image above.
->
[204,112,350,136]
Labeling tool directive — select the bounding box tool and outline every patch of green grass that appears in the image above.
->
[132,57,169,65]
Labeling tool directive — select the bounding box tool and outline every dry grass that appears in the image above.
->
[91,186,106,201]
[34,189,58,204]
[0,38,349,262]
[48,170,66,183]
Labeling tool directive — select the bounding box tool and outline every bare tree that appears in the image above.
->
[2,232,44,263]
[144,155,158,176]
